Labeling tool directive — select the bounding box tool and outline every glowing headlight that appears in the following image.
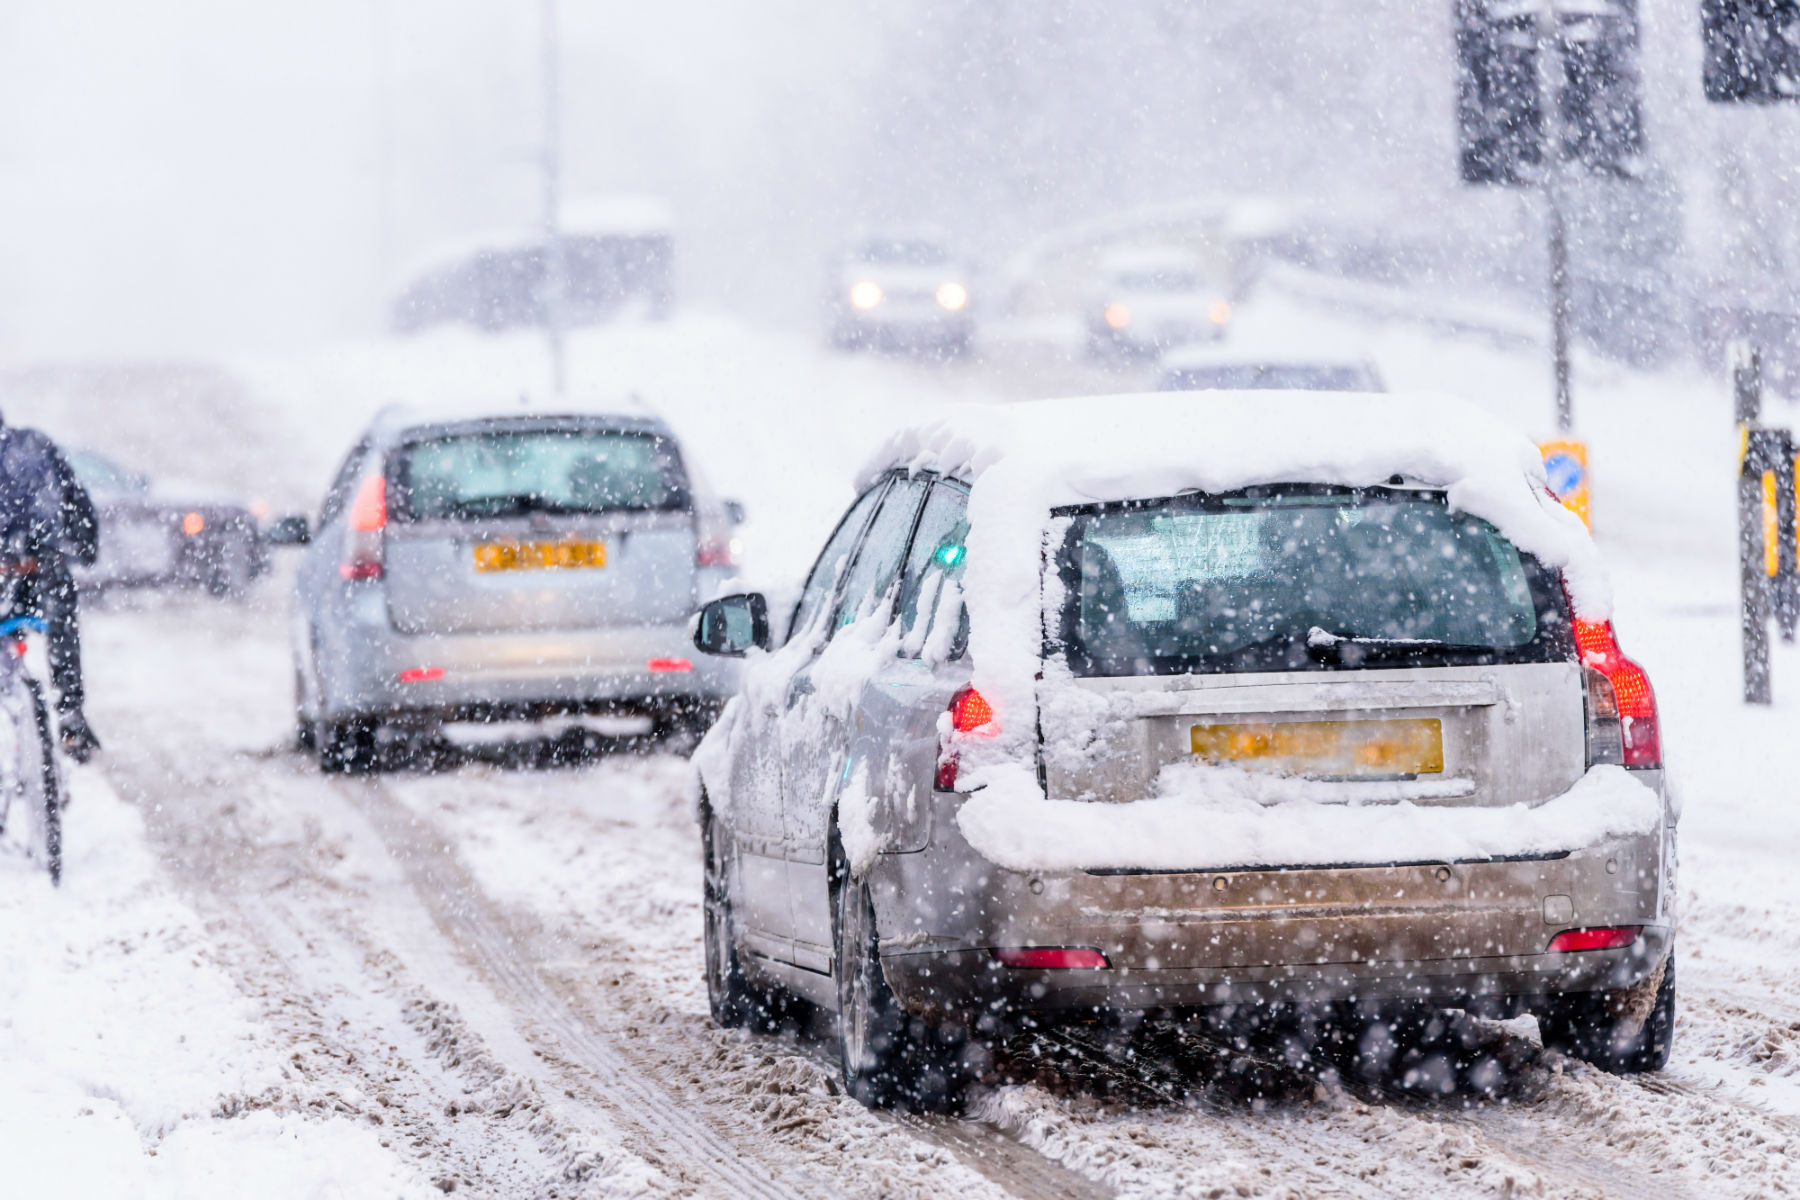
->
[935,281,969,312]
[1103,303,1132,330]
[1208,300,1233,325]
[849,280,884,310]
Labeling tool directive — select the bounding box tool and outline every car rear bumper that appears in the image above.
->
[869,788,1673,1022]
[318,616,737,721]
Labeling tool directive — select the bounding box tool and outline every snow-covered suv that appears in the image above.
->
[690,392,1676,1108]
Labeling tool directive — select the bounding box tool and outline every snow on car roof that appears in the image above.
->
[365,394,665,440]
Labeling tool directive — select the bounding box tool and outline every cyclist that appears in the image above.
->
[0,410,101,762]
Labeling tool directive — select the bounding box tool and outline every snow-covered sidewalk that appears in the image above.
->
[0,765,436,1198]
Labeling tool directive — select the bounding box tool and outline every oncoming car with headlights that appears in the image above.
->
[689,392,1675,1110]
[825,235,974,356]
[282,406,739,772]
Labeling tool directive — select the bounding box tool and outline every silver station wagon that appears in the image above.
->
[284,407,738,771]
[691,393,1675,1109]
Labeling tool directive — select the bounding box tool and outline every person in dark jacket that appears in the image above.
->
[0,411,101,762]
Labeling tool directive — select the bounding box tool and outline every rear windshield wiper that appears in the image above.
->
[1305,626,1483,665]
[441,493,580,518]
[1306,627,1445,649]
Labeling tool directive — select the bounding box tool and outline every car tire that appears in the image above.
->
[319,718,378,775]
[701,800,765,1030]
[294,670,317,753]
[207,532,256,599]
[1537,947,1676,1074]
[832,847,967,1111]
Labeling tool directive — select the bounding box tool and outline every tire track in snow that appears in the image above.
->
[337,776,841,1200]
[350,772,1123,1200]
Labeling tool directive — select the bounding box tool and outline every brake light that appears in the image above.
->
[340,474,387,581]
[1547,926,1641,953]
[397,667,444,683]
[949,687,993,733]
[695,535,740,569]
[647,657,693,673]
[1573,619,1660,768]
[936,686,996,790]
[992,947,1110,969]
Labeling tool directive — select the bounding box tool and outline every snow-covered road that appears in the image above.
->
[6,300,1800,1196]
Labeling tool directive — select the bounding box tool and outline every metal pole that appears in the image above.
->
[1735,342,1772,703]
[372,0,397,288]
[1539,3,1574,433]
[540,0,566,396]
[1549,197,1573,431]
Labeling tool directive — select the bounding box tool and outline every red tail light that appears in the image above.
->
[992,947,1110,969]
[949,687,994,733]
[647,657,693,673]
[1573,619,1660,768]
[397,667,444,683]
[340,474,388,581]
[1547,925,1641,953]
[695,535,739,569]
[936,686,996,790]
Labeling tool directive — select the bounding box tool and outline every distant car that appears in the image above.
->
[279,407,739,772]
[65,449,267,597]
[1156,347,1385,393]
[1086,246,1232,359]
[825,235,974,355]
[691,392,1675,1109]
[391,196,675,334]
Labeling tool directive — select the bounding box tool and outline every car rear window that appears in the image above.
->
[393,428,689,520]
[1052,486,1573,676]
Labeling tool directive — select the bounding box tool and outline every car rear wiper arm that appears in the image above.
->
[1306,627,1445,649]
[448,493,576,517]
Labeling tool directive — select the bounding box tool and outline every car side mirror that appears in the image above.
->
[265,514,312,546]
[693,593,769,657]
[723,499,747,526]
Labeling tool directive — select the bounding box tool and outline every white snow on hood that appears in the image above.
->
[958,763,1661,874]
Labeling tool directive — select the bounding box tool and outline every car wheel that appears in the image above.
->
[832,848,967,1111]
[701,800,766,1029]
[319,718,378,775]
[1537,947,1676,1074]
[206,532,256,599]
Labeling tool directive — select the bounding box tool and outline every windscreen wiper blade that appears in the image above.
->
[1306,627,1445,649]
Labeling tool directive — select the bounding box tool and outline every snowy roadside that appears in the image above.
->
[0,761,437,1199]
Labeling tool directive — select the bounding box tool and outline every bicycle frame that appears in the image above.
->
[0,597,61,884]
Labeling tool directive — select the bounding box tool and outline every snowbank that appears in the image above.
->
[955,762,1660,874]
[0,766,436,1199]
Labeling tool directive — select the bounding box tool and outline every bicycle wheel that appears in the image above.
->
[21,679,62,885]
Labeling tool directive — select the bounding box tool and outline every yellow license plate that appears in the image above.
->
[472,539,607,572]
[1190,718,1443,777]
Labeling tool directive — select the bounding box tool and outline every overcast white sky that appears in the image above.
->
[0,1,879,360]
[5,2,1796,367]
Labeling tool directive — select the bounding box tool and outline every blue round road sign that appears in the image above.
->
[1544,451,1584,496]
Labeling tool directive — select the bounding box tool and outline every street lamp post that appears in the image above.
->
[1538,1,1574,433]
[540,0,566,396]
